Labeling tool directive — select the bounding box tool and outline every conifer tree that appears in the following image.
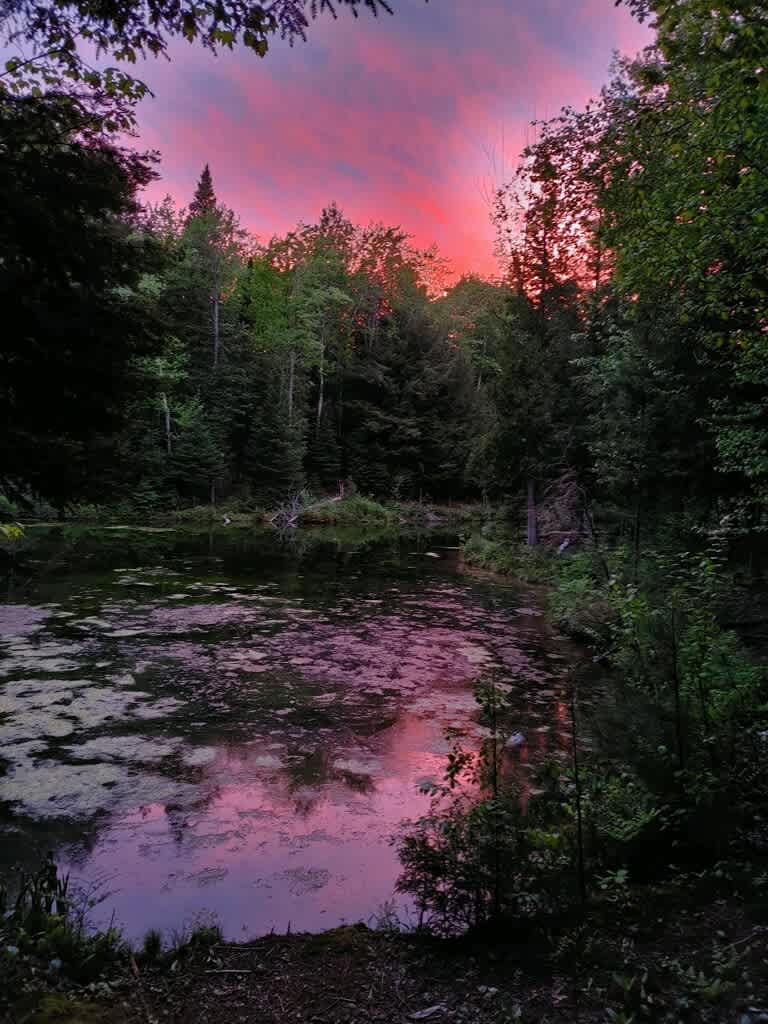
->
[188,165,217,221]
[244,360,306,504]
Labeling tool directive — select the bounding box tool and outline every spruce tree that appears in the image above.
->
[307,411,342,491]
[244,357,306,505]
[170,398,224,504]
[188,164,217,220]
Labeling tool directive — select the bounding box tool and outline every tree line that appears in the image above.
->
[3,0,768,551]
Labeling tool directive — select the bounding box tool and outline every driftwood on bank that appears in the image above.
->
[267,492,342,530]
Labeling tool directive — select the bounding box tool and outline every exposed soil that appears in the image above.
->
[7,888,768,1024]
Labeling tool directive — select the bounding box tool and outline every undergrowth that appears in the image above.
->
[301,494,396,525]
[462,534,557,582]
[1,856,226,1015]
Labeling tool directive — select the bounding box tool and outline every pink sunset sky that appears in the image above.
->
[135,0,651,279]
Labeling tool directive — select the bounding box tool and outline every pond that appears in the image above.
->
[0,525,576,941]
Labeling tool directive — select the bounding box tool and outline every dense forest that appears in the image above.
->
[4,0,768,550]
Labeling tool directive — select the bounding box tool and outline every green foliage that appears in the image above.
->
[584,770,660,851]
[398,793,528,935]
[0,522,25,545]
[483,291,585,502]
[595,10,768,511]
[0,92,162,505]
[592,551,768,857]
[172,505,218,522]
[140,928,164,962]
[397,682,579,934]
[187,924,223,949]
[548,552,608,639]
[170,398,224,503]
[303,494,394,525]
[463,534,557,582]
[0,856,126,987]
[63,503,108,522]
[0,495,19,520]
[1,0,398,117]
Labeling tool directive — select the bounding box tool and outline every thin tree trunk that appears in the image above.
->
[212,295,220,369]
[476,340,485,392]
[160,392,172,456]
[632,493,642,583]
[210,480,216,508]
[570,677,587,907]
[671,608,685,773]
[316,343,325,434]
[526,479,538,547]
[582,499,610,583]
[287,349,296,427]
[593,205,604,292]
[488,684,501,920]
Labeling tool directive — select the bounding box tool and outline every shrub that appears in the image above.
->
[0,494,19,520]
[549,552,614,642]
[0,855,126,989]
[303,494,395,526]
[140,928,164,962]
[397,683,579,934]
[188,924,223,949]
[462,534,557,582]
[62,502,106,521]
[596,551,768,857]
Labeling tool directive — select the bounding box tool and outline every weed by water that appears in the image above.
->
[188,924,223,949]
[140,928,164,962]
[1,855,127,1013]
[303,494,395,526]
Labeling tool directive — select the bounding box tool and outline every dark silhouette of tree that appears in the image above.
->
[188,165,217,221]
[0,93,162,503]
[1,0,400,106]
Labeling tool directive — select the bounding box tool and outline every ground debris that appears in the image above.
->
[8,892,767,1024]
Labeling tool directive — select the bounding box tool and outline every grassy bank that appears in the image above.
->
[4,495,498,531]
[4,858,768,1024]
[462,534,614,643]
[299,494,397,526]
[304,497,495,527]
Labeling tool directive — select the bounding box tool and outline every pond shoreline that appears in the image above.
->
[4,526,768,1022]
[8,498,499,532]
[7,882,767,1024]
[1,524,576,942]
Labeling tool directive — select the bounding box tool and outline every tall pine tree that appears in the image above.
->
[187,164,217,220]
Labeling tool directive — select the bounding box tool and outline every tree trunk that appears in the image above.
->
[593,206,604,292]
[316,343,325,434]
[670,608,686,774]
[209,479,216,508]
[476,340,486,392]
[212,294,220,369]
[160,392,172,456]
[287,349,296,427]
[570,678,587,907]
[526,479,538,547]
[632,492,642,583]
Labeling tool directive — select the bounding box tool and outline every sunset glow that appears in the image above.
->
[137,0,650,277]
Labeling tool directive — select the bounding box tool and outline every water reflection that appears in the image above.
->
[0,526,575,939]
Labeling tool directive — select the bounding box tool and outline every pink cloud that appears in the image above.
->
[136,0,650,279]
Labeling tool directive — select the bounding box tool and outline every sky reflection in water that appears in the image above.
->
[0,527,572,940]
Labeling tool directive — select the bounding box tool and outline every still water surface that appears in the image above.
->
[0,526,574,940]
